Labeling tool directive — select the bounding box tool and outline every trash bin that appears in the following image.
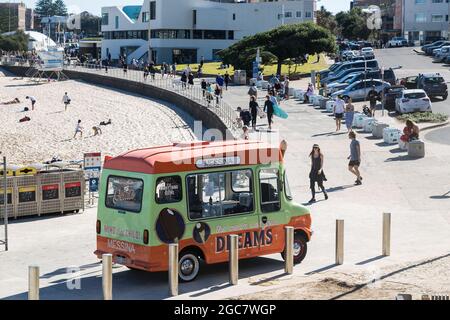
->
[234,70,247,85]
[408,140,425,158]
[320,97,330,109]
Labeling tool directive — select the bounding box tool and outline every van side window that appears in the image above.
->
[260,169,281,213]
[187,170,254,220]
[105,176,143,213]
[155,176,182,204]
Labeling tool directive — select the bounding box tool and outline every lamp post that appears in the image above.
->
[147,2,152,64]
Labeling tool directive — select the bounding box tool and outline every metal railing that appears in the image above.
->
[0,56,240,138]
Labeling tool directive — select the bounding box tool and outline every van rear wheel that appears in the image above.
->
[179,252,200,282]
[281,233,308,265]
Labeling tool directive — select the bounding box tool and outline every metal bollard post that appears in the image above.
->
[168,243,179,296]
[229,234,239,285]
[285,226,294,274]
[102,254,113,300]
[28,266,39,300]
[382,213,391,256]
[335,220,344,265]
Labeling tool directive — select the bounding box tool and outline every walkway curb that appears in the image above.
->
[420,121,449,132]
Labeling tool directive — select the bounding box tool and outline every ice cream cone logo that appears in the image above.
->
[193,222,210,244]
[197,223,206,243]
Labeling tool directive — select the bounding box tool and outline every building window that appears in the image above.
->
[115,16,119,29]
[233,13,236,20]
[150,1,156,20]
[296,11,302,18]
[101,13,109,25]
[415,0,425,3]
[285,11,292,18]
[204,30,226,40]
[305,11,312,18]
[193,29,203,39]
[431,14,444,22]
[415,13,427,22]
[228,30,234,40]
[142,12,149,23]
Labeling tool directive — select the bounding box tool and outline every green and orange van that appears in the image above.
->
[95,140,312,281]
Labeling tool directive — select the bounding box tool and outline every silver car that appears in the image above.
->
[332,79,391,101]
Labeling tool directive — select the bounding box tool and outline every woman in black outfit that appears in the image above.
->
[263,95,274,130]
[308,144,328,204]
[249,95,259,130]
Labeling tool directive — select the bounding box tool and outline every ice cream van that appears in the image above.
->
[95,140,312,282]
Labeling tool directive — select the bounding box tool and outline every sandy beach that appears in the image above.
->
[0,74,196,165]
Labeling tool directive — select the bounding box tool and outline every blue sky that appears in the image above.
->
[17,0,351,16]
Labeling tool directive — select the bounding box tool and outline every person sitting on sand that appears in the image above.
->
[74,120,83,139]
[92,126,103,136]
[100,119,112,126]
[19,116,31,123]
[1,98,20,105]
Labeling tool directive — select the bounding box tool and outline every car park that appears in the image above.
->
[331,79,391,101]
[422,40,446,53]
[382,85,405,111]
[400,73,448,100]
[395,89,432,114]
[323,60,379,83]
[326,69,394,95]
[322,67,367,85]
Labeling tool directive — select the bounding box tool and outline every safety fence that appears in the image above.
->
[0,56,241,138]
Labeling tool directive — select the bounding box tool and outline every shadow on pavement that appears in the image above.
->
[2,256,285,300]
[326,185,356,193]
[389,148,407,154]
[304,264,339,275]
[385,155,417,162]
[430,191,450,200]
[356,255,386,266]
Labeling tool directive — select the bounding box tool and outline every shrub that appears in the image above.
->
[397,112,448,124]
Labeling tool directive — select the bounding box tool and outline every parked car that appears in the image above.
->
[388,37,408,48]
[319,62,343,79]
[425,41,450,55]
[360,47,375,59]
[331,79,391,101]
[433,46,450,62]
[422,40,446,52]
[382,85,405,111]
[400,73,448,100]
[326,69,393,95]
[323,60,379,83]
[322,67,367,85]
[395,89,432,114]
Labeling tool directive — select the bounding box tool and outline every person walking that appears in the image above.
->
[216,74,224,97]
[348,131,363,185]
[26,96,36,110]
[333,95,345,132]
[214,84,221,106]
[284,76,290,100]
[188,72,194,88]
[73,120,83,139]
[249,95,259,130]
[308,144,328,204]
[62,92,71,111]
[367,85,379,118]
[181,72,187,89]
[248,84,258,99]
[345,98,355,132]
[224,72,231,90]
[264,95,274,130]
[201,79,207,98]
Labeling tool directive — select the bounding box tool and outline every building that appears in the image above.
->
[2,30,57,51]
[101,0,316,64]
[0,2,26,33]
[26,8,34,30]
[402,0,449,44]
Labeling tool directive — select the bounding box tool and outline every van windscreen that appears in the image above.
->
[105,176,144,213]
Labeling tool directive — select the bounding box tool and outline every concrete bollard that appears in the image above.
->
[28,266,39,300]
[102,254,113,300]
[382,213,391,256]
[335,220,344,265]
[285,226,294,274]
[229,235,239,285]
[169,243,179,296]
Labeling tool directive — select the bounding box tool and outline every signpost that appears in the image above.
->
[84,153,102,205]
[1,156,8,251]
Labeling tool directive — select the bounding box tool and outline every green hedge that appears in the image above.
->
[397,112,448,123]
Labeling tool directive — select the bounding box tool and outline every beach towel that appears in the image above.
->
[273,102,288,119]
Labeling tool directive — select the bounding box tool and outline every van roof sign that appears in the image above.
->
[195,156,241,169]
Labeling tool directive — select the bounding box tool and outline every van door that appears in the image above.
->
[257,168,286,255]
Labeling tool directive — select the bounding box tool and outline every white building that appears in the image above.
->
[101,0,316,64]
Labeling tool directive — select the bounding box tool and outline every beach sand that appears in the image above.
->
[0,75,196,165]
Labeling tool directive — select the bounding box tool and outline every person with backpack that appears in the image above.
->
[248,84,258,99]
[239,108,252,127]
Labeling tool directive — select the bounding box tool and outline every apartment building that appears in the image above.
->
[0,2,28,33]
[101,0,316,64]
[402,0,450,43]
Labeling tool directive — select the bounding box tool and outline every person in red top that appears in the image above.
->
[400,120,420,143]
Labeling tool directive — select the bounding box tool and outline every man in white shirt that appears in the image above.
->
[62,92,71,111]
[333,95,346,132]
[26,96,36,110]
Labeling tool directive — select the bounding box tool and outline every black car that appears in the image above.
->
[382,86,405,111]
[401,73,448,100]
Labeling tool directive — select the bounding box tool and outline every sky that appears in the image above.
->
[16,0,351,16]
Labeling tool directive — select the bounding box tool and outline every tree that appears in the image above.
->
[0,31,29,51]
[80,12,101,37]
[316,6,337,35]
[35,0,55,16]
[220,22,336,76]
[336,8,371,40]
[53,0,68,16]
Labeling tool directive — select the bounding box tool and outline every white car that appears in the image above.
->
[361,47,375,59]
[395,89,432,114]
[332,79,391,101]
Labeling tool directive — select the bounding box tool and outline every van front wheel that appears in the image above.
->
[281,234,308,265]
[178,252,200,282]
